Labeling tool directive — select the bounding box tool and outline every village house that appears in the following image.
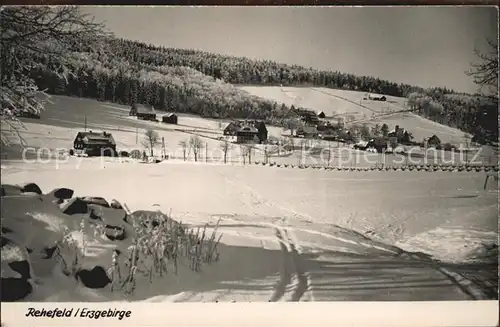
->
[236,125,260,143]
[299,111,320,126]
[223,121,242,136]
[317,111,326,119]
[129,103,157,121]
[427,134,441,148]
[233,120,268,144]
[162,113,178,125]
[296,125,318,138]
[73,130,117,157]
[388,125,413,144]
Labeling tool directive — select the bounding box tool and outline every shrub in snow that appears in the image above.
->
[106,210,224,295]
[54,226,84,278]
[128,150,141,159]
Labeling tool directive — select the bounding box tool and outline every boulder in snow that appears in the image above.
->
[81,196,110,208]
[89,207,103,221]
[8,260,31,279]
[60,197,88,215]
[75,266,111,289]
[20,183,42,195]
[48,188,74,200]
[104,224,126,241]
[1,259,33,302]
[1,277,33,301]
[110,199,123,210]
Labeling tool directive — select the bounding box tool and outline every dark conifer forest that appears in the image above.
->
[18,35,500,143]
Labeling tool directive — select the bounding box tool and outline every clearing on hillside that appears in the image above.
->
[239,86,471,145]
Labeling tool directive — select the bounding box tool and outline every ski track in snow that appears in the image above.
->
[219,171,313,301]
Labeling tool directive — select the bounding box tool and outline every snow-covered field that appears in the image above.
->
[1,96,498,303]
[1,155,498,302]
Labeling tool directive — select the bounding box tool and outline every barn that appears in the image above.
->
[73,131,117,157]
[162,113,178,125]
[129,103,157,121]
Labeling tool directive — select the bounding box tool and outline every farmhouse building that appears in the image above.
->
[388,125,413,144]
[129,103,157,121]
[235,121,268,144]
[296,125,318,138]
[427,135,441,147]
[366,137,389,153]
[162,113,178,125]
[299,112,320,126]
[223,121,241,136]
[236,126,260,143]
[317,111,326,119]
[73,131,116,157]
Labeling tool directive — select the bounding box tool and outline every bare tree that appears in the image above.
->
[239,145,250,164]
[289,137,295,152]
[219,140,233,164]
[189,135,203,162]
[466,39,498,95]
[142,129,160,157]
[283,118,303,136]
[179,140,188,161]
[0,6,107,146]
[248,145,253,164]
